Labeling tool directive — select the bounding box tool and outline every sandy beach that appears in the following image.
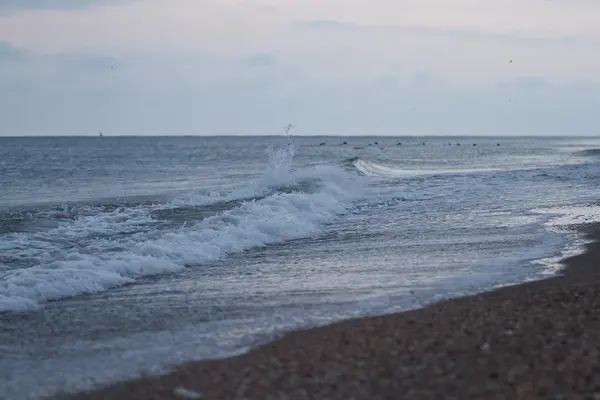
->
[69,224,600,399]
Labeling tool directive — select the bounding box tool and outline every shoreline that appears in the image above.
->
[69,223,600,399]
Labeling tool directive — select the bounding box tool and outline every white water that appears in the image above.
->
[353,158,504,178]
[0,147,365,312]
[531,204,600,276]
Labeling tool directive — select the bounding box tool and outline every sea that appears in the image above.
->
[2,135,600,399]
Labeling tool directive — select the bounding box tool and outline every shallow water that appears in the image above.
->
[2,135,600,399]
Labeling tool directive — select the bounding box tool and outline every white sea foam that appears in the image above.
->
[532,204,600,227]
[0,148,364,312]
[353,159,503,178]
[530,204,600,276]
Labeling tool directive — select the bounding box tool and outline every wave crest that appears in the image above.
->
[574,148,600,157]
[0,147,365,312]
[350,158,501,178]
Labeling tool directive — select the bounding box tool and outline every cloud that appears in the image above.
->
[298,19,596,44]
[52,53,121,72]
[1,48,598,136]
[510,76,546,90]
[0,50,128,102]
[0,0,135,14]
[254,5,278,14]
[0,1,597,86]
[300,20,353,30]
[240,53,277,67]
[0,41,24,60]
[0,1,598,135]
[0,50,122,84]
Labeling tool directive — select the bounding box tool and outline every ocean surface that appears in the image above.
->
[2,135,600,399]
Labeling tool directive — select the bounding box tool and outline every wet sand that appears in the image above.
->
[71,224,600,399]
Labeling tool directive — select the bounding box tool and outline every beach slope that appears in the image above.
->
[72,225,600,399]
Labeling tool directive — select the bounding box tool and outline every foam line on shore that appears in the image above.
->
[69,221,600,400]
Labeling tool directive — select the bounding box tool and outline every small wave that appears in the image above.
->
[574,148,600,157]
[343,156,360,165]
[0,147,365,312]
[351,158,501,178]
[152,181,323,230]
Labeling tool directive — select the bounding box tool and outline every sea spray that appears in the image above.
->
[0,141,364,312]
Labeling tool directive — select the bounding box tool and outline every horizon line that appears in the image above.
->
[1,133,599,138]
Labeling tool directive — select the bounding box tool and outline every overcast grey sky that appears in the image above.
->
[0,0,598,135]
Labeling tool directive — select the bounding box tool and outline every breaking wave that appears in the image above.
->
[348,157,502,178]
[0,146,365,312]
[574,148,600,157]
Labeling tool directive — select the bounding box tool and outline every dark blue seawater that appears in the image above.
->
[2,135,600,399]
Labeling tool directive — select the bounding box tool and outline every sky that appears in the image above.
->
[0,0,599,136]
